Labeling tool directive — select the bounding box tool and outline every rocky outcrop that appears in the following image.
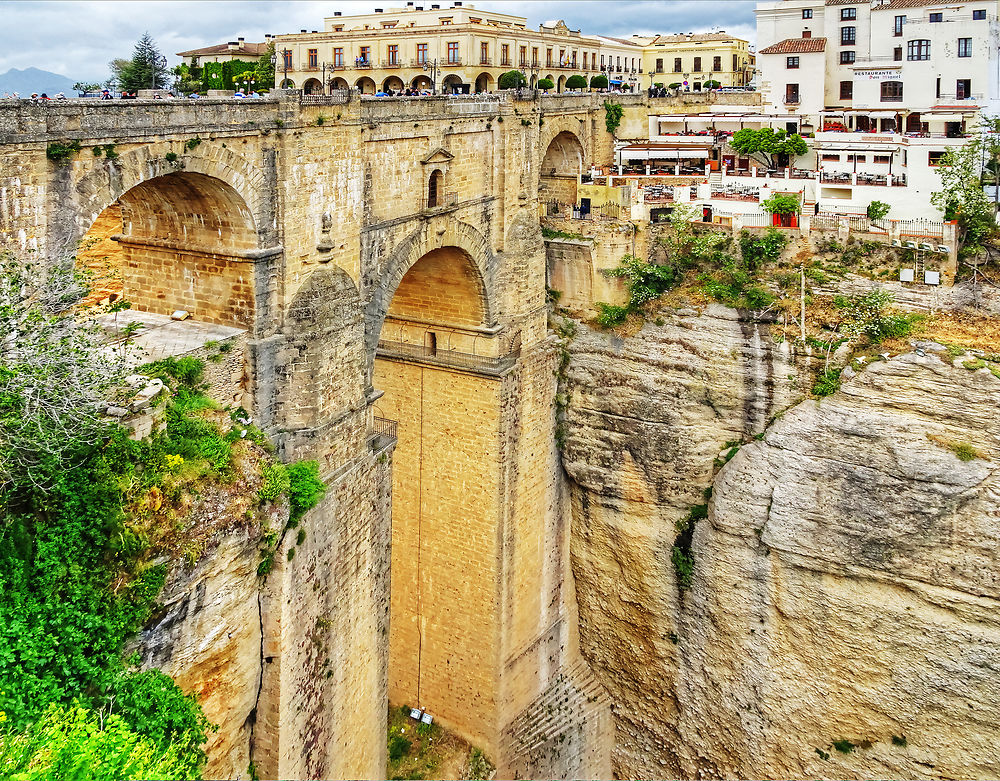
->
[563,307,1000,779]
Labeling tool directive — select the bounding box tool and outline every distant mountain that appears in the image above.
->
[0,67,78,97]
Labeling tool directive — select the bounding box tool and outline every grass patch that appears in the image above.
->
[542,226,586,241]
[813,367,842,397]
[386,705,485,781]
[927,434,988,462]
[832,739,855,754]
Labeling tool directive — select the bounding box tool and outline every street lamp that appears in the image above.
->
[320,61,334,94]
[423,58,440,94]
[276,48,290,88]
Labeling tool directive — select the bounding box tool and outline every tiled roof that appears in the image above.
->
[825,0,867,5]
[758,37,827,54]
[176,41,269,57]
[872,0,933,9]
[650,33,742,44]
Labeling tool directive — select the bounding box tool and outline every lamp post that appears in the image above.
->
[320,61,334,94]
[279,48,291,88]
[423,58,440,94]
[270,51,277,89]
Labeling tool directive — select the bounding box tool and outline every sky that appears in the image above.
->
[0,0,757,83]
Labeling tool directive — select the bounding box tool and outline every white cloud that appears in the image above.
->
[0,0,757,82]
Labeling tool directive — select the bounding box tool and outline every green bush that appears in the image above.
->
[46,140,81,163]
[606,254,683,307]
[537,77,554,90]
[671,546,695,591]
[287,460,327,524]
[603,101,624,134]
[258,461,290,502]
[388,735,411,762]
[498,70,526,89]
[761,193,800,215]
[142,356,205,389]
[832,739,855,754]
[589,74,609,90]
[739,229,787,271]
[594,303,629,328]
[813,367,842,397]
[867,200,891,220]
[565,74,587,90]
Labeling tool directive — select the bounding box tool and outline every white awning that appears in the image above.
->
[621,147,712,160]
[928,113,964,122]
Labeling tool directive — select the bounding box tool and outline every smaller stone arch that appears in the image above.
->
[442,74,464,93]
[410,75,432,92]
[279,78,296,89]
[303,78,324,95]
[382,76,404,93]
[474,72,494,93]
[529,75,537,89]
[330,77,350,91]
[557,75,567,93]
[355,76,376,94]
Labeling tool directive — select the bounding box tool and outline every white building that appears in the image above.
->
[754,0,999,218]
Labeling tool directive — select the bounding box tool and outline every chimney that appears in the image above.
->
[407,1,413,5]
[300,29,307,33]
[375,7,383,12]
[454,1,462,5]
[227,41,239,51]
[334,11,342,16]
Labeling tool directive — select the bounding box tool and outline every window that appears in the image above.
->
[283,50,292,69]
[447,41,459,63]
[416,43,428,63]
[803,30,812,38]
[894,15,905,35]
[880,80,903,101]
[841,26,856,45]
[360,46,370,64]
[533,47,539,66]
[958,38,972,57]
[802,8,813,18]
[501,43,510,65]
[333,47,343,67]
[334,25,344,32]
[480,42,489,63]
[693,56,701,71]
[973,9,986,19]
[957,78,971,99]
[893,46,902,61]
[928,150,946,165]
[840,50,855,64]
[822,154,840,162]
[387,44,398,65]
[656,58,664,73]
[440,17,452,24]
[929,12,942,22]
[840,80,853,99]
[847,154,866,162]
[907,40,930,59]
[785,83,800,103]
[583,52,588,69]
[674,57,682,72]
[841,7,856,20]
[733,54,739,70]
[874,155,891,164]
[713,56,721,71]
[308,48,318,68]
[428,169,443,207]
[787,56,800,69]
[547,48,552,66]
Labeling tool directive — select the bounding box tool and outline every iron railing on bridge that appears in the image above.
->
[370,416,398,451]
[543,200,623,221]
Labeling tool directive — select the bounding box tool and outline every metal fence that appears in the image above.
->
[370,416,398,450]
[543,200,622,220]
[897,219,944,238]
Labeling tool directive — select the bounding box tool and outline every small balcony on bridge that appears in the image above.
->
[369,415,398,454]
[376,316,520,376]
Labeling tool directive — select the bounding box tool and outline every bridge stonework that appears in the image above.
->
[0,91,701,779]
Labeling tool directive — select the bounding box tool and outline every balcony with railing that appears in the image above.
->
[369,416,398,453]
[377,339,519,374]
[354,59,373,69]
[381,59,402,69]
[445,57,462,66]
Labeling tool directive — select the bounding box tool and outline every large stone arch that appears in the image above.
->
[538,126,587,201]
[70,141,270,248]
[363,218,496,381]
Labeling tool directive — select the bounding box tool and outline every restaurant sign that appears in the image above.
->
[854,69,903,81]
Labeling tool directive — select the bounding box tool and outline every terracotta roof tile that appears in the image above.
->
[758,37,827,55]
[872,0,933,10]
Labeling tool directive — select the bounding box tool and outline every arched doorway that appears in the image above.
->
[355,76,376,94]
[279,78,295,89]
[330,77,349,91]
[540,130,586,200]
[76,171,259,328]
[303,77,323,95]
[529,75,537,89]
[374,244,506,749]
[442,74,464,94]
[557,75,566,92]
[410,75,432,92]
[474,72,493,93]
[382,75,404,93]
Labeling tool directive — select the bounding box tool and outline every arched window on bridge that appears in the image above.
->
[427,169,444,208]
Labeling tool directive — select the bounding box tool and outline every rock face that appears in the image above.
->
[563,309,1000,779]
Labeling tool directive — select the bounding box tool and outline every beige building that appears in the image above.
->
[176,36,274,67]
[636,32,756,89]
[273,3,643,94]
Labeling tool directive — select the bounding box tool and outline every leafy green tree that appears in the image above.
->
[565,74,587,90]
[498,70,526,89]
[867,200,891,220]
[73,82,103,93]
[116,33,170,92]
[930,132,998,253]
[537,77,554,90]
[761,193,800,215]
[703,79,721,90]
[589,74,609,90]
[255,41,276,89]
[171,63,201,95]
[729,127,809,169]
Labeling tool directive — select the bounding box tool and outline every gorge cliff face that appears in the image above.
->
[562,307,1000,779]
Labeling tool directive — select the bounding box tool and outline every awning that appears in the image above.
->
[818,146,899,153]
[927,113,964,122]
[622,147,711,160]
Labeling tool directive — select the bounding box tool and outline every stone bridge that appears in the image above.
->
[0,91,696,779]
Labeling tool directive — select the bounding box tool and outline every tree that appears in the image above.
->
[537,77,554,91]
[498,70,526,90]
[0,251,130,490]
[590,74,609,90]
[73,82,102,94]
[667,82,682,90]
[171,63,201,95]
[703,79,721,90]
[867,200,890,220]
[565,74,588,90]
[931,131,998,253]
[729,127,809,169]
[116,33,169,92]
[255,41,276,89]
[761,193,800,215]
